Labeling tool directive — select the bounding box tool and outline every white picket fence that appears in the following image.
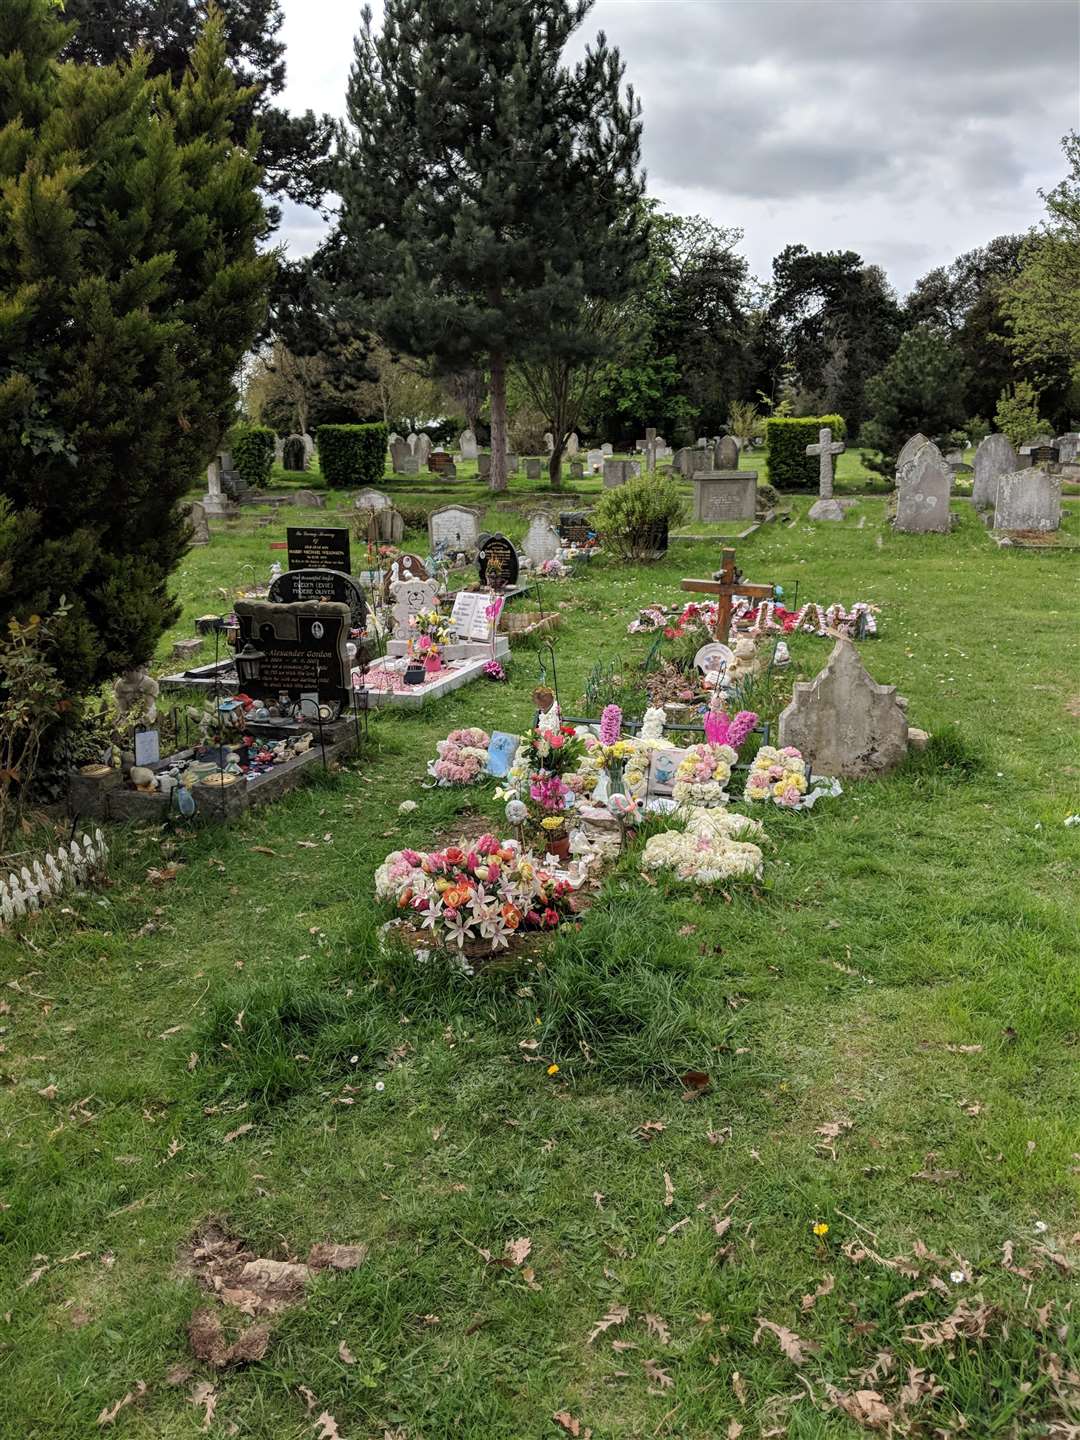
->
[0,831,109,927]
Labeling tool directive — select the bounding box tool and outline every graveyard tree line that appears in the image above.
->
[333,0,649,491]
[0,0,273,700]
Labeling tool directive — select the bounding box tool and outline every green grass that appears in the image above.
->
[3,489,1080,1438]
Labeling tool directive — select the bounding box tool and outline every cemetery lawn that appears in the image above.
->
[4,492,1080,1439]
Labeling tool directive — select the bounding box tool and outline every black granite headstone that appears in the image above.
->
[233,598,351,703]
[268,568,366,631]
[477,533,519,590]
[286,526,351,573]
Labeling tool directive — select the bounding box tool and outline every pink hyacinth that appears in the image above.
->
[703,707,758,749]
[599,704,622,746]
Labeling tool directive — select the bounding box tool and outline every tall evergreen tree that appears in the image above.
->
[60,0,334,215]
[336,0,647,491]
[0,0,273,696]
[860,327,969,467]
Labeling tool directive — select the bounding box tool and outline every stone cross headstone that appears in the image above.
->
[805,426,847,521]
[778,637,910,778]
[459,428,478,460]
[895,445,952,533]
[993,468,1061,532]
[972,433,1019,509]
[715,435,740,471]
[522,513,561,568]
[429,503,482,556]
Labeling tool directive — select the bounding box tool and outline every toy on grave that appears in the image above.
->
[115,666,160,726]
[726,636,761,690]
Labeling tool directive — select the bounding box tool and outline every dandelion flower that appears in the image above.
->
[547,1064,559,1076]
[812,1222,829,1237]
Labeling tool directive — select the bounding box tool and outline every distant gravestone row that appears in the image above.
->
[891,431,1062,536]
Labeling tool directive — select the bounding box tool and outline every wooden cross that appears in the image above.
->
[681,548,774,642]
[806,426,846,499]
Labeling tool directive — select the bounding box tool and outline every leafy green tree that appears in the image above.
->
[768,246,904,432]
[335,0,648,491]
[1006,133,1080,397]
[860,327,969,468]
[0,0,273,698]
[60,0,334,214]
[994,382,1048,449]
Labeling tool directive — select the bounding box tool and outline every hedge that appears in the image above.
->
[230,425,275,489]
[765,415,846,491]
[317,423,388,487]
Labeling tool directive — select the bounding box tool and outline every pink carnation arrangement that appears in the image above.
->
[483,660,507,682]
[432,728,491,785]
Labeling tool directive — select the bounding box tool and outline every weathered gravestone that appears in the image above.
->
[895,433,930,477]
[429,504,482,556]
[972,433,1019,509]
[586,448,604,472]
[603,459,632,488]
[1018,434,1055,467]
[478,533,519,589]
[993,468,1061,532]
[566,432,579,456]
[354,489,404,544]
[601,442,614,457]
[388,432,402,447]
[390,442,413,473]
[779,637,910,778]
[1056,433,1080,465]
[693,471,757,523]
[715,435,740,471]
[268,568,367,632]
[459,428,479,460]
[522,513,561,568]
[203,456,231,515]
[301,433,315,467]
[569,459,584,479]
[406,432,419,455]
[187,501,210,546]
[234,598,352,703]
[416,433,433,468]
[806,426,847,522]
[895,445,952,533]
[543,432,554,453]
[525,458,543,480]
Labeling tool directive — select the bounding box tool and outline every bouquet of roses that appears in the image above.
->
[375,833,577,953]
[673,742,737,806]
[743,745,808,807]
[516,723,587,777]
[431,728,490,785]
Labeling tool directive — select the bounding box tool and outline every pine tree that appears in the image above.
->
[0,0,273,698]
[335,0,647,491]
[860,327,970,467]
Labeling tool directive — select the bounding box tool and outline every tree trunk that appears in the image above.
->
[489,350,508,492]
[548,443,564,489]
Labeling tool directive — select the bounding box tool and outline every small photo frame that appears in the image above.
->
[647,747,686,798]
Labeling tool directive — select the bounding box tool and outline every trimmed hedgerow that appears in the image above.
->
[230,425,275,488]
[317,423,388,487]
[765,415,846,491]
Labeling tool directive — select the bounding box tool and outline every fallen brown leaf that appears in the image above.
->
[828,1387,893,1429]
[308,1243,368,1271]
[338,1340,356,1365]
[752,1316,820,1365]
[222,1122,254,1144]
[587,1305,629,1344]
[189,1380,218,1432]
[706,1126,732,1145]
[96,1382,146,1426]
[249,846,278,857]
[642,1312,671,1344]
[503,1237,532,1268]
[187,1308,270,1368]
[552,1410,591,1437]
[727,1423,743,1439]
[314,1413,343,1439]
[643,1358,674,1390]
[800,1273,835,1312]
[663,1171,674,1208]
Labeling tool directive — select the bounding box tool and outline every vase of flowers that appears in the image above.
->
[423,648,442,674]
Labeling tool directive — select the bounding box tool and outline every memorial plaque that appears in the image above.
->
[1026,444,1060,466]
[558,512,595,546]
[268,568,366,631]
[233,599,351,703]
[477,533,519,589]
[286,526,351,574]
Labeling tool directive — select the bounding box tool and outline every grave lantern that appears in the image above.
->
[234,642,265,687]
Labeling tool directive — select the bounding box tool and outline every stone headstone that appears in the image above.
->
[972,433,1019,509]
[779,638,909,779]
[406,432,418,455]
[896,433,929,476]
[390,577,440,642]
[477,453,491,479]
[1017,434,1055,468]
[603,459,631,488]
[274,435,284,465]
[416,433,433,468]
[187,500,210,546]
[525,458,542,480]
[569,459,584,480]
[696,436,709,449]
[390,441,412,472]
[301,433,315,466]
[354,487,391,512]
[459,428,479,460]
[522,513,561,568]
[478,533,519,589]
[693,471,757,523]
[399,456,420,476]
[429,504,482,556]
[203,456,230,515]
[566,433,579,456]
[993,468,1061,532]
[388,432,402,447]
[233,597,352,702]
[586,449,603,472]
[895,445,952,533]
[715,435,739,470]
[268,568,367,632]
[543,432,554,453]
[1055,432,1080,464]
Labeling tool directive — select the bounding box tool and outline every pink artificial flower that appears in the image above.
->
[599,704,622,746]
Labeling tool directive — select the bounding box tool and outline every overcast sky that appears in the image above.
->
[277,0,1079,295]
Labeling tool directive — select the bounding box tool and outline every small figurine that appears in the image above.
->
[726,636,761,689]
[115,666,159,725]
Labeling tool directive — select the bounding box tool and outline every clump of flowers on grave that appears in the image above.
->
[673,743,737,806]
[642,808,766,885]
[375,834,578,954]
[516,723,587,778]
[483,659,507,682]
[409,608,453,653]
[431,728,490,785]
[744,745,808,808]
[703,697,758,755]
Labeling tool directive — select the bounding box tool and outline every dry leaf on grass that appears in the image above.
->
[222,1123,254,1144]
[96,1382,146,1426]
[189,1381,218,1432]
[642,1312,671,1344]
[587,1305,629,1345]
[713,1216,733,1239]
[801,1273,835,1311]
[657,1217,692,1246]
[910,1167,962,1185]
[249,846,278,857]
[706,1126,733,1145]
[902,1299,996,1350]
[643,1358,674,1391]
[187,1308,270,1368]
[679,1070,711,1100]
[732,1371,747,1404]
[1001,1240,1035,1279]
[752,1316,819,1365]
[827,1387,893,1429]
[842,1240,920,1278]
[634,1120,666,1143]
[663,1171,675,1207]
[552,1410,591,1437]
[314,1413,343,1439]
[37,1084,58,1101]
[503,1237,532,1267]
[308,1243,367,1272]
[338,1341,355,1365]
[895,1289,928,1311]
[727,1423,744,1439]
